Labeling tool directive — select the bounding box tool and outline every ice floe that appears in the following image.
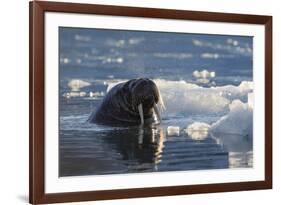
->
[193,69,216,79]
[68,79,91,91]
[211,98,253,137]
[186,122,210,140]
[167,126,180,136]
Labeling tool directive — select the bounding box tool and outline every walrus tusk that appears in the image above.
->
[157,88,166,111]
[138,104,144,125]
[153,103,161,123]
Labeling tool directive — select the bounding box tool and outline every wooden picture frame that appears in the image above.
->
[29,1,272,204]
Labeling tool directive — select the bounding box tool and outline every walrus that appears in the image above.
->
[88,78,165,126]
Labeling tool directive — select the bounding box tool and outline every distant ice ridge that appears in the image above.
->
[153,79,253,116]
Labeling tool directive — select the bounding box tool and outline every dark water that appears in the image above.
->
[60,129,229,176]
[59,27,253,177]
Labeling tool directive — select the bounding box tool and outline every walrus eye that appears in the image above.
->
[153,103,161,123]
[138,104,144,125]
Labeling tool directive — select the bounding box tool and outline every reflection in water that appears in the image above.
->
[60,124,230,176]
[211,132,253,168]
[102,126,165,170]
[229,152,253,168]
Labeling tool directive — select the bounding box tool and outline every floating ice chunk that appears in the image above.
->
[227,38,233,44]
[102,57,123,64]
[187,122,210,132]
[68,79,91,91]
[233,40,239,46]
[63,91,105,99]
[106,39,126,47]
[60,57,70,64]
[128,37,145,45]
[239,81,254,91]
[192,70,201,78]
[210,71,216,78]
[247,92,254,109]
[63,91,87,98]
[227,38,239,46]
[167,126,180,136]
[201,70,209,79]
[208,99,253,152]
[89,91,105,98]
[116,57,123,63]
[74,34,91,42]
[186,122,210,140]
[201,53,219,59]
[76,58,82,64]
[211,99,253,137]
[192,39,204,46]
[192,69,216,79]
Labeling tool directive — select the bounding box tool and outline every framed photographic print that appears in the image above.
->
[29,1,272,204]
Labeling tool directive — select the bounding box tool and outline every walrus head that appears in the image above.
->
[129,78,165,125]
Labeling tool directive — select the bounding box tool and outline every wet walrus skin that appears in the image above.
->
[88,78,163,126]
